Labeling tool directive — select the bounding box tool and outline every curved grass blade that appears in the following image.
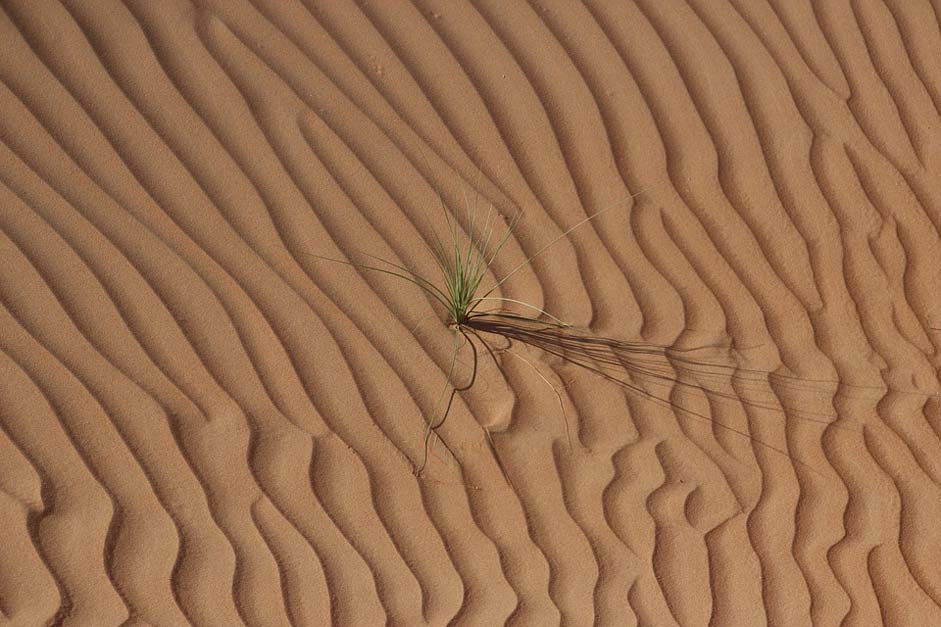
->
[479,188,644,302]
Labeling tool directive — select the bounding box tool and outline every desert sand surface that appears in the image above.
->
[3,1,941,625]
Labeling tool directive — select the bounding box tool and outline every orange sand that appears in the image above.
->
[2,1,941,625]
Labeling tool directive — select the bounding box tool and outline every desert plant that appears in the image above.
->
[315,189,618,473]
[312,186,848,479]
[310,186,638,472]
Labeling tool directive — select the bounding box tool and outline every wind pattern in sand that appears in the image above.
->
[2,1,941,625]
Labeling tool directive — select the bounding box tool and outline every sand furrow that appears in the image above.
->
[0,131,334,624]
[0,193,222,626]
[15,11,422,624]
[0,398,62,626]
[4,1,941,625]
[814,2,920,170]
[862,413,941,608]
[0,11,364,624]
[745,0,850,98]
[0,228,290,622]
[882,0,941,119]
[521,1,683,344]
[0,115,290,624]
[0,327,127,625]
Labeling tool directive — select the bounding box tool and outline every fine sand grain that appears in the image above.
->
[2,2,941,626]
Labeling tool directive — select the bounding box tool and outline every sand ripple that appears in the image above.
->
[2,1,941,625]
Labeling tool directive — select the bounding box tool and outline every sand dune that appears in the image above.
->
[2,1,941,625]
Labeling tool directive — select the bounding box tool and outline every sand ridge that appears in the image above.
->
[2,1,941,625]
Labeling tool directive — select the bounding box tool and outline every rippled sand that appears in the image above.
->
[2,2,941,625]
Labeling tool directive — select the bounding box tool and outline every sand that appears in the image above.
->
[2,1,941,625]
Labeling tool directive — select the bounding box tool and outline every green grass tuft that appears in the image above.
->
[308,187,638,477]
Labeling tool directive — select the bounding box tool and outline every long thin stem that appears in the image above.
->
[478,188,643,302]
[415,329,479,476]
